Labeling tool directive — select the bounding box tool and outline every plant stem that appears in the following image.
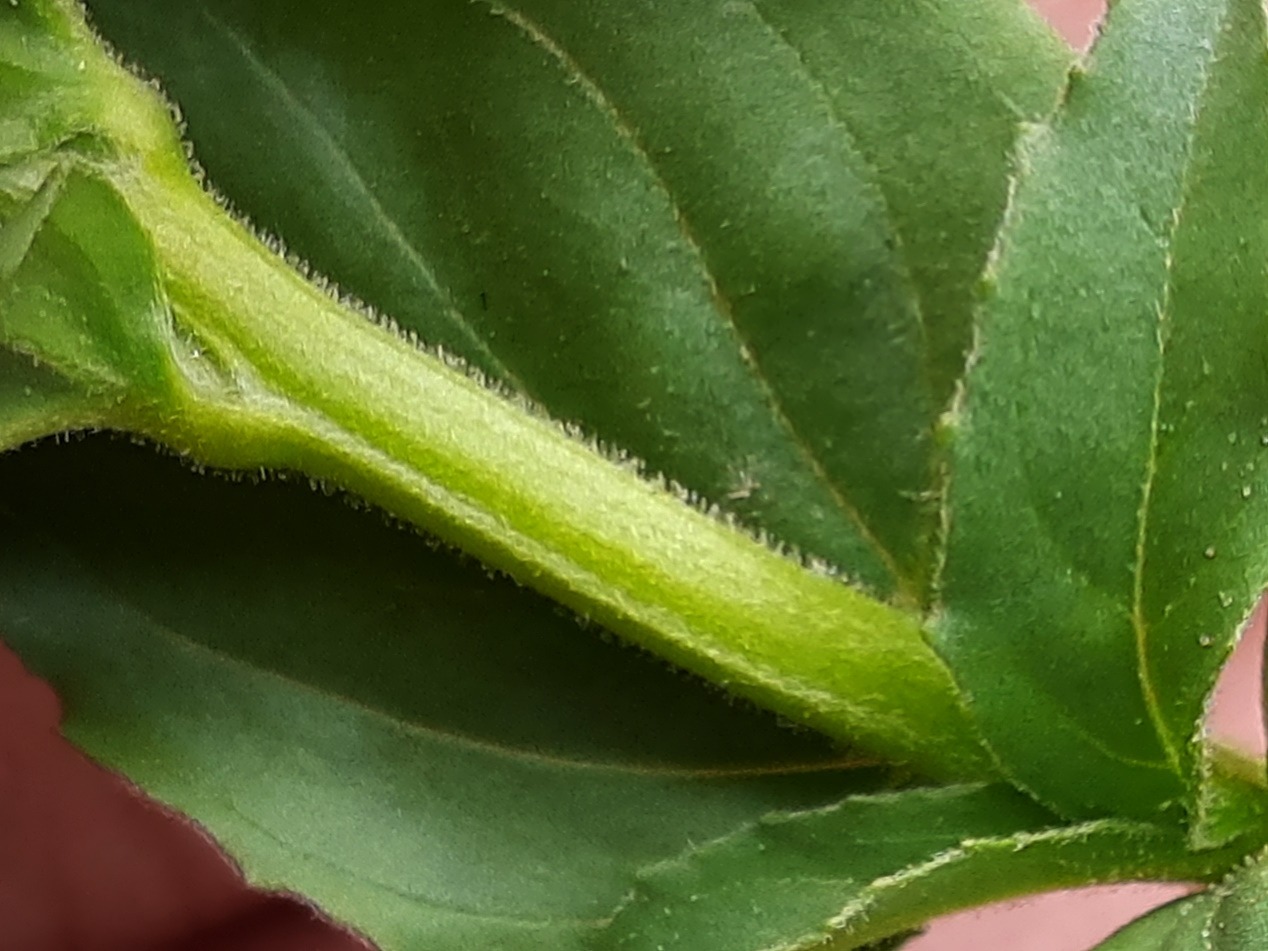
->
[129,160,994,780]
[52,2,997,780]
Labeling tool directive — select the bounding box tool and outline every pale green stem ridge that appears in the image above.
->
[3,0,996,781]
[131,164,992,780]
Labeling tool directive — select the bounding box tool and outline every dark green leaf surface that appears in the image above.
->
[1093,847,1268,949]
[739,0,1070,408]
[937,0,1268,818]
[599,782,1252,951]
[80,0,1069,601]
[0,436,887,951]
[598,784,1053,951]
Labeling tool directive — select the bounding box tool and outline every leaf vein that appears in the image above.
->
[479,0,910,591]
[197,10,531,394]
[743,0,935,383]
[223,800,611,930]
[1130,10,1231,778]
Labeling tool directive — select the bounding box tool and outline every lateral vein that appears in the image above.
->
[480,0,913,594]
[198,10,531,394]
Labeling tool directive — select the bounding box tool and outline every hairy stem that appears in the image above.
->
[11,0,997,780]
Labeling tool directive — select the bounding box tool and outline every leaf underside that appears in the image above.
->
[0,436,889,951]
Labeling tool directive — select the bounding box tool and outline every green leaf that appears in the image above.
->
[0,0,996,780]
[19,0,1268,944]
[1092,894,1218,951]
[0,435,890,951]
[78,0,1070,603]
[1093,846,1268,949]
[598,783,1255,951]
[0,152,170,442]
[599,784,1051,951]
[1207,849,1268,946]
[0,163,174,398]
[733,0,1071,410]
[937,0,1268,819]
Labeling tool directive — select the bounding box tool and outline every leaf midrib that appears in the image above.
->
[483,0,933,596]
[1128,5,1231,778]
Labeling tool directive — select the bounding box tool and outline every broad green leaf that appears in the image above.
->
[1093,846,1268,949]
[937,0,1268,819]
[599,784,1053,951]
[0,0,995,780]
[0,435,889,951]
[79,0,1070,603]
[735,0,1071,409]
[597,779,1263,951]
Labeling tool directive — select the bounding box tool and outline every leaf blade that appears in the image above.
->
[744,0,1070,407]
[0,436,891,951]
[1091,894,1218,951]
[937,0,1268,818]
[597,784,1251,951]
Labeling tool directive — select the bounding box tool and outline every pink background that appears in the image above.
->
[5,2,1257,949]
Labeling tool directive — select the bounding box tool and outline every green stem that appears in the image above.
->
[134,158,993,780]
[27,0,996,781]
